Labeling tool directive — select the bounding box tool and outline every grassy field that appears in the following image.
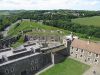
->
[40,58,90,75]
[72,16,100,27]
[8,20,69,36]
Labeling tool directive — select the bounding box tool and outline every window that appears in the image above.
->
[11,68,14,72]
[31,61,34,65]
[96,54,99,58]
[5,69,9,74]
[94,59,98,63]
[85,59,87,62]
[75,54,77,58]
[31,67,34,70]
[71,47,73,49]
[88,52,92,56]
[71,52,73,54]
[80,55,82,57]
[88,58,90,61]
[76,48,78,51]
[34,59,38,64]
[81,49,84,53]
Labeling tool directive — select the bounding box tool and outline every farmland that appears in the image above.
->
[72,16,100,27]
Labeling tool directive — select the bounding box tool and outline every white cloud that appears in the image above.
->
[0,0,100,10]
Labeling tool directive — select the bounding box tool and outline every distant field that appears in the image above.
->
[0,12,9,15]
[72,16,100,27]
[40,58,90,75]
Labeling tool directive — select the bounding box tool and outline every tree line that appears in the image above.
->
[0,10,100,39]
[43,20,100,38]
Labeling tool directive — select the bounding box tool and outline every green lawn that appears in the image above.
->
[40,58,90,75]
[72,16,100,27]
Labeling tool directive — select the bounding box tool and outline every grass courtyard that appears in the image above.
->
[40,58,90,75]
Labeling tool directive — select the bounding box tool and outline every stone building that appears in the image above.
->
[70,39,100,65]
[63,34,100,65]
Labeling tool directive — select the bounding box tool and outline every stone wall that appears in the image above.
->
[70,46,100,65]
[0,53,52,75]
[0,35,21,49]
[54,48,68,64]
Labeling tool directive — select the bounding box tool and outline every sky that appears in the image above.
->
[0,0,100,10]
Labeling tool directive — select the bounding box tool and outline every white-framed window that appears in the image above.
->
[94,59,98,63]
[71,47,73,50]
[88,52,92,56]
[88,58,91,61]
[76,48,78,52]
[71,52,73,54]
[96,54,99,58]
[75,54,77,58]
[80,55,82,57]
[81,49,84,53]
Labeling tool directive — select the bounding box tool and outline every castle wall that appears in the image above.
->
[0,53,52,75]
[54,48,68,64]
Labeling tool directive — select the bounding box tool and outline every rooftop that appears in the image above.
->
[71,39,100,54]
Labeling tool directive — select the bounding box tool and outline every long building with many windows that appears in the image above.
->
[63,34,100,65]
